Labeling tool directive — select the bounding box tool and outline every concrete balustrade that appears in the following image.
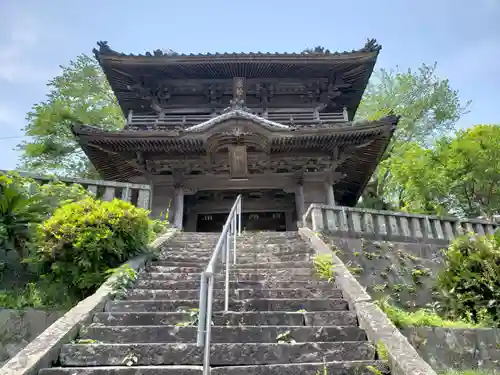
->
[1,171,152,210]
[303,204,498,243]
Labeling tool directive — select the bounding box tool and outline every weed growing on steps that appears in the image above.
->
[365,365,385,375]
[276,330,296,343]
[176,308,214,327]
[106,264,137,300]
[313,254,335,282]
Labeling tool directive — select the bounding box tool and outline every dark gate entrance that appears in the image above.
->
[196,212,286,232]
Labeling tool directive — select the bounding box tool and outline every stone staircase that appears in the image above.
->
[39,231,390,375]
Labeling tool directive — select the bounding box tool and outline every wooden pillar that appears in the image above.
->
[295,183,305,227]
[173,186,184,229]
[325,181,335,206]
[285,210,295,231]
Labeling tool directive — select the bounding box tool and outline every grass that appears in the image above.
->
[376,297,485,329]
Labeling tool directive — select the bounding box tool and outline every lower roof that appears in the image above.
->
[72,111,399,206]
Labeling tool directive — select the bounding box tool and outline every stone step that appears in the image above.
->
[82,325,367,343]
[141,269,315,281]
[135,279,335,290]
[39,361,390,375]
[146,266,315,275]
[157,248,313,257]
[93,311,358,327]
[126,288,343,300]
[59,342,376,366]
[39,366,202,375]
[155,254,311,264]
[150,260,314,269]
[106,298,349,313]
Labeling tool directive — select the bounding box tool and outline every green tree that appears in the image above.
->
[355,63,470,210]
[383,124,500,218]
[17,54,123,178]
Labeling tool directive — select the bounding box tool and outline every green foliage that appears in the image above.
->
[150,211,169,235]
[17,54,123,178]
[313,254,335,282]
[31,197,152,300]
[0,283,45,309]
[376,297,484,329]
[381,124,500,217]
[436,232,500,326]
[106,264,138,300]
[0,174,47,258]
[356,63,470,210]
[376,341,389,361]
[0,172,93,260]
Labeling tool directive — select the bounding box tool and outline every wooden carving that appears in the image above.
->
[229,145,248,178]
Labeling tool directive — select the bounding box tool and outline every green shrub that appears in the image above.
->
[376,297,483,329]
[31,197,153,300]
[0,174,47,258]
[436,232,500,326]
[150,211,169,235]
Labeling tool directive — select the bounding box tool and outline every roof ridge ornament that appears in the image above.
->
[362,38,382,53]
[223,99,251,113]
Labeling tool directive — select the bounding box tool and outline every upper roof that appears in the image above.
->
[93,39,382,120]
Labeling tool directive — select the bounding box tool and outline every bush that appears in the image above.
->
[31,197,153,300]
[376,297,483,329]
[436,231,500,326]
[0,174,47,258]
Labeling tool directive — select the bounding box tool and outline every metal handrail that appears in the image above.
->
[196,195,242,375]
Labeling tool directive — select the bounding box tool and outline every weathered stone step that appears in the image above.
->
[150,260,313,269]
[135,279,335,290]
[127,288,342,300]
[93,311,358,327]
[147,266,314,275]
[59,342,376,366]
[155,254,311,264]
[141,269,315,281]
[82,325,367,343]
[157,248,313,258]
[106,298,349,313]
[39,361,390,375]
[39,366,203,375]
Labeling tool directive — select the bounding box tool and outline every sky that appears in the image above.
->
[0,0,499,170]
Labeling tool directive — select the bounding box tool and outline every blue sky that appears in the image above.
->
[0,0,499,170]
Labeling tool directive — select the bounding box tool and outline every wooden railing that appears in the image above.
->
[303,204,499,243]
[126,108,348,128]
[2,171,152,210]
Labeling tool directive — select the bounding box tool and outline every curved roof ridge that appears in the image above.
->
[93,39,382,61]
[184,109,290,133]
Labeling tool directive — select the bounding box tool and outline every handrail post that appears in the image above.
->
[232,214,237,264]
[238,199,242,235]
[203,275,215,375]
[224,228,231,312]
[197,273,208,347]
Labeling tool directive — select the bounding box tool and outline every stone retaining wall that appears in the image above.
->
[0,309,64,366]
[403,327,500,372]
[322,234,443,309]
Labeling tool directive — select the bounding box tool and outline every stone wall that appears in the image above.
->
[403,327,500,372]
[322,234,443,309]
[0,309,64,365]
